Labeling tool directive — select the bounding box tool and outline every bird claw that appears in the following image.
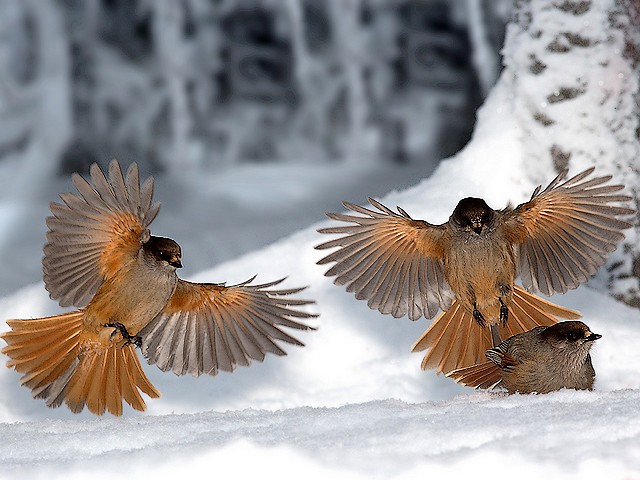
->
[123,336,142,348]
[105,322,142,348]
[499,299,509,326]
[472,307,486,328]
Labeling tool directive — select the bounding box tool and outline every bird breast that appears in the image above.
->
[84,256,178,335]
[444,226,516,314]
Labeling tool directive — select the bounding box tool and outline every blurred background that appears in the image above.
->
[0,0,511,295]
[0,0,510,171]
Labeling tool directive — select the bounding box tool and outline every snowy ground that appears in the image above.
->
[1,150,639,477]
[1,80,639,479]
[3,389,640,479]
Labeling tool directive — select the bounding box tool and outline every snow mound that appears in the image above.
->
[2,391,639,479]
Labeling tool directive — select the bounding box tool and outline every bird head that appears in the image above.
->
[143,235,183,269]
[542,321,601,350]
[451,197,494,235]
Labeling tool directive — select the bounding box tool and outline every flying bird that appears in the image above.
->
[2,160,316,416]
[316,167,632,374]
[447,321,601,394]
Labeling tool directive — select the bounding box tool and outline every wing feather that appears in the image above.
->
[44,160,161,308]
[503,168,634,296]
[139,278,316,377]
[316,199,452,320]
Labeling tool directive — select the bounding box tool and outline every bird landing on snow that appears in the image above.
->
[1,160,317,416]
[316,167,633,375]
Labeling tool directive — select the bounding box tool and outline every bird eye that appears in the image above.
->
[566,331,580,341]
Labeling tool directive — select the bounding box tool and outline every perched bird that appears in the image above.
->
[447,321,601,394]
[1,160,316,416]
[316,167,632,374]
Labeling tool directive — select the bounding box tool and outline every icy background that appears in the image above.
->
[1,1,640,479]
[0,0,507,297]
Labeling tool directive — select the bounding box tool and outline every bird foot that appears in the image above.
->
[472,306,486,328]
[105,322,142,348]
[499,299,508,326]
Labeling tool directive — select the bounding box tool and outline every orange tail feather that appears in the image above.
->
[2,312,160,415]
[446,361,503,390]
[411,285,581,375]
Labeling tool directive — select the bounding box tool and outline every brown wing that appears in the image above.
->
[139,277,317,376]
[502,167,634,296]
[485,346,519,372]
[316,198,453,320]
[43,160,160,308]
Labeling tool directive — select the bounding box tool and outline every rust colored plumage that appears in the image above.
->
[448,321,601,394]
[411,285,580,374]
[2,160,316,415]
[316,167,633,375]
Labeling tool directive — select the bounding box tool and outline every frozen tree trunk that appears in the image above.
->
[327,0,378,165]
[501,0,640,305]
[60,0,98,171]
[284,0,327,162]
[465,0,502,96]
[285,0,312,97]
[16,0,72,190]
[34,0,72,169]
[153,0,192,171]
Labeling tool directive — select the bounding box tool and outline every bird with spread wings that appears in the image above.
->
[2,160,317,415]
[316,168,633,377]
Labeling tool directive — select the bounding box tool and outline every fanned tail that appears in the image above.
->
[1,312,160,415]
[501,286,580,338]
[446,361,503,390]
[2,312,83,402]
[411,301,493,374]
[411,285,581,375]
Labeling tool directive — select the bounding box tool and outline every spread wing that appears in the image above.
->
[316,198,453,320]
[502,167,634,296]
[139,277,316,376]
[43,160,160,308]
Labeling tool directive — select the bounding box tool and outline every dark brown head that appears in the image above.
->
[541,321,601,350]
[143,235,183,269]
[450,197,495,235]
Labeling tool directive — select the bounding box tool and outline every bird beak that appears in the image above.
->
[472,221,483,234]
[170,257,183,268]
[585,332,602,342]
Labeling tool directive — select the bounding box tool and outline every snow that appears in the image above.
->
[1,6,639,480]
[1,113,639,477]
[3,390,640,479]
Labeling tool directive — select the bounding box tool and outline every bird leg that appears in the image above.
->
[499,298,508,326]
[490,325,502,347]
[472,304,486,327]
[105,322,142,348]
